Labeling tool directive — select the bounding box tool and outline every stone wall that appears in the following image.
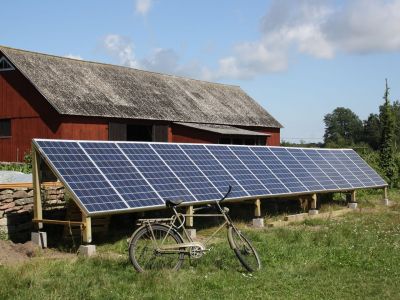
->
[0,185,65,241]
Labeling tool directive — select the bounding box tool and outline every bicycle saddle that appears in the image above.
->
[165,199,184,207]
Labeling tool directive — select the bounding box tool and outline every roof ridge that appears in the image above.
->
[0,45,240,88]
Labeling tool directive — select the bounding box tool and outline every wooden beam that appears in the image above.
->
[186,206,194,227]
[32,149,43,230]
[0,181,63,190]
[384,187,388,200]
[82,213,92,244]
[311,194,317,209]
[32,219,84,226]
[254,198,261,217]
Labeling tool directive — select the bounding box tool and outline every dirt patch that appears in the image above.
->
[0,240,75,266]
[0,240,39,266]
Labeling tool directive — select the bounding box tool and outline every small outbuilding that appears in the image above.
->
[0,46,282,162]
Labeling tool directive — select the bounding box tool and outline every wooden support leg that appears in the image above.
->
[253,199,264,228]
[185,206,196,239]
[383,187,389,206]
[348,190,358,209]
[254,198,261,218]
[186,206,194,227]
[82,214,92,244]
[32,149,43,230]
[309,194,318,215]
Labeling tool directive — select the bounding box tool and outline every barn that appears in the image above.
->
[0,46,282,162]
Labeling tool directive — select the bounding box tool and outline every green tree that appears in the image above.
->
[323,107,363,147]
[379,79,397,186]
[392,100,400,149]
[363,113,381,150]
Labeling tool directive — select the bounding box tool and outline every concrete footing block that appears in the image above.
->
[308,209,319,216]
[79,245,96,257]
[186,229,197,239]
[252,218,264,228]
[31,231,47,248]
[382,199,390,206]
[348,202,358,209]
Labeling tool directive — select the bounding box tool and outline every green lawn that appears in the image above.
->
[1,190,400,299]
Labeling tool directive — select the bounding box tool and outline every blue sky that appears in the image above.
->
[1,0,400,142]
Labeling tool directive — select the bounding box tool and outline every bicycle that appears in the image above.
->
[128,186,261,272]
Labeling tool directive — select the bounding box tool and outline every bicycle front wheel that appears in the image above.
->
[129,224,184,272]
[228,227,261,272]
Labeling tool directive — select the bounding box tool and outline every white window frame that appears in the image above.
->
[0,57,15,72]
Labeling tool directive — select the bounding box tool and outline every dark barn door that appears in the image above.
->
[152,124,168,142]
[109,122,127,141]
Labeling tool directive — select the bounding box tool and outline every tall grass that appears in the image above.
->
[0,197,399,299]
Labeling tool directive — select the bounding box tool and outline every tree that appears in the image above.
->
[379,79,397,186]
[392,100,400,149]
[323,107,363,147]
[363,113,381,150]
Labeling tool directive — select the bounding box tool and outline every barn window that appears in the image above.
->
[0,119,11,137]
[0,57,14,71]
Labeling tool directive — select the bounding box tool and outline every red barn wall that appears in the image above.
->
[0,69,62,162]
[170,125,219,144]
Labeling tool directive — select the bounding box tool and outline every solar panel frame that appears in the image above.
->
[32,139,388,216]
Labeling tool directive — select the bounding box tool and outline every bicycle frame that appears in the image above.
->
[137,202,237,255]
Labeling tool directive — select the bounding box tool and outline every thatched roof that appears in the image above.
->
[0,46,283,128]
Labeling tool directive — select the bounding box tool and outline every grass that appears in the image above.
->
[1,191,400,299]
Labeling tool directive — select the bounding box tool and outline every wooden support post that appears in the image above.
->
[384,187,388,200]
[254,199,261,218]
[348,190,358,209]
[311,194,317,210]
[32,149,43,230]
[383,187,389,206]
[82,213,92,244]
[350,190,356,202]
[186,206,194,228]
[309,193,319,215]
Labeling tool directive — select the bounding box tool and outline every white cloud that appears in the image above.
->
[102,34,139,68]
[65,54,83,60]
[135,0,152,16]
[101,35,209,79]
[214,0,400,79]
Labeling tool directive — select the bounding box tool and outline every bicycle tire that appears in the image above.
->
[129,224,185,272]
[228,227,261,272]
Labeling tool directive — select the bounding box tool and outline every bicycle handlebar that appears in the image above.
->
[218,185,232,204]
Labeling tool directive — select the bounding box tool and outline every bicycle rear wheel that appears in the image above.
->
[228,227,261,272]
[129,224,185,272]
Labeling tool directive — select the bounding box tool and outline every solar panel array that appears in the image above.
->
[33,139,387,215]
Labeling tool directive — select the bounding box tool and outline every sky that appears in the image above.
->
[1,0,400,142]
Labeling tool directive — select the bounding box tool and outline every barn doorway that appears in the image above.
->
[127,124,152,141]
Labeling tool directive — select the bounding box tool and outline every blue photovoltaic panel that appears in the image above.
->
[302,149,353,189]
[118,143,196,202]
[332,151,376,187]
[269,148,324,191]
[286,148,339,190]
[180,144,248,198]
[150,144,222,201]
[318,150,365,187]
[251,147,308,193]
[35,140,128,213]
[80,142,164,208]
[342,150,387,186]
[34,139,387,216]
[206,145,270,196]
[229,146,290,194]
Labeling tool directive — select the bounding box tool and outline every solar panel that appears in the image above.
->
[33,140,387,216]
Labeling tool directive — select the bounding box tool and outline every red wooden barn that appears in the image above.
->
[0,46,283,162]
